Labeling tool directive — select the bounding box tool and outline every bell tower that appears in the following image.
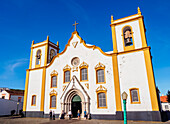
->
[110,7,160,117]
[110,7,147,53]
[29,36,60,69]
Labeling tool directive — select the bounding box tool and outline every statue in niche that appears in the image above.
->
[123,26,133,46]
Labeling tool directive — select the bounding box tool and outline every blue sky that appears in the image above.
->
[0,0,169,95]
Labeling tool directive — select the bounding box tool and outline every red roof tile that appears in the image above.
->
[6,90,24,96]
[160,96,168,103]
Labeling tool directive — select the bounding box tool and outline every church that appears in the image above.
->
[23,8,161,121]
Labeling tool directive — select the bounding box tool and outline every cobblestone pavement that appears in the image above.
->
[0,116,170,124]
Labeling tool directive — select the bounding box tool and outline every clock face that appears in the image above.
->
[71,57,80,67]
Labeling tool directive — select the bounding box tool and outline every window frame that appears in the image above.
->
[80,66,88,82]
[31,95,36,106]
[122,25,135,51]
[79,62,89,82]
[51,73,58,88]
[63,65,71,84]
[64,70,71,83]
[129,88,141,104]
[96,90,107,109]
[50,94,57,109]
[35,49,42,68]
[95,62,106,84]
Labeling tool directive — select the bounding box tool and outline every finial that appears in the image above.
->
[111,15,114,23]
[31,40,34,46]
[138,7,141,15]
[47,35,49,41]
[57,41,59,46]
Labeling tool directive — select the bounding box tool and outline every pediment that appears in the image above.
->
[96,85,107,92]
[47,31,112,68]
[60,75,90,100]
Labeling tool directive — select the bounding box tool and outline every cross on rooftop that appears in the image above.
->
[73,21,79,31]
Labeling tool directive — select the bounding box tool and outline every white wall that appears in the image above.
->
[0,91,10,100]
[26,69,43,111]
[10,95,24,102]
[162,103,170,111]
[27,29,153,116]
[44,33,116,115]
[0,98,23,116]
[118,51,152,111]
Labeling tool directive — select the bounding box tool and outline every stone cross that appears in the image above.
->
[73,21,79,31]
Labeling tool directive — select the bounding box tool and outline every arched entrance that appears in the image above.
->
[71,95,82,117]
[60,75,90,118]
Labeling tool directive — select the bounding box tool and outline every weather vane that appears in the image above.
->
[73,21,79,31]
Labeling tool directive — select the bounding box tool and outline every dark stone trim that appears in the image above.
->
[126,111,161,121]
[44,114,60,118]
[24,111,161,121]
[91,111,161,121]
[161,111,170,122]
[24,111,44,118]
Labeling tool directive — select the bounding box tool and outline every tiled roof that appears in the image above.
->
[160,96,168,103]
[6,89,24,96]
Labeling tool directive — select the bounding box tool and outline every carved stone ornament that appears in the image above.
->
[79,62,88,68]
[63,85,67,91]
[63,64,71,71]
[49,89,57,95]
[85,83,89,89]
[95,62,105,69]
[71,57,80,67]
[96,85,107,92]
[72,67,78,72]
[72,41,78,48]
[50,70,58,76]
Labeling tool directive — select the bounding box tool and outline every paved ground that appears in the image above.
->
[0,116,170,124]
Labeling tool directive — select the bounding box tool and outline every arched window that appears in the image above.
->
[95,62,106,84]
[50,95,56,109]
[97,69,105,83]
[50,49,56,62]
[31,95,36,106]
[35,50,41,67]
[51,76,57,88]
[130,88,140,104]
[64,71,70,83]
[50,70,58,88]
[81,68,87,81]
[96,85,107,109]
[63,65,71,83]
[98,92,106,108]
[123,26,133,46]
[79,62,88,82]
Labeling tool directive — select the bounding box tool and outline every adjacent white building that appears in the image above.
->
[0,89,24,102]
[23,8,161,121]
[160,95,170,111]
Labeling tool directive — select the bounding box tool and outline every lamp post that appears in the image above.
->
[122,91,128,124]
[17,102,19,115]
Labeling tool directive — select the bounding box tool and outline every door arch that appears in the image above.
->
[61,88,89,118]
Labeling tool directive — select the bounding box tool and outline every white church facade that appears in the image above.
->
[23,8,161,121]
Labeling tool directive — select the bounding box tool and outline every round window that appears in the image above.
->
[71,57,80,67]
